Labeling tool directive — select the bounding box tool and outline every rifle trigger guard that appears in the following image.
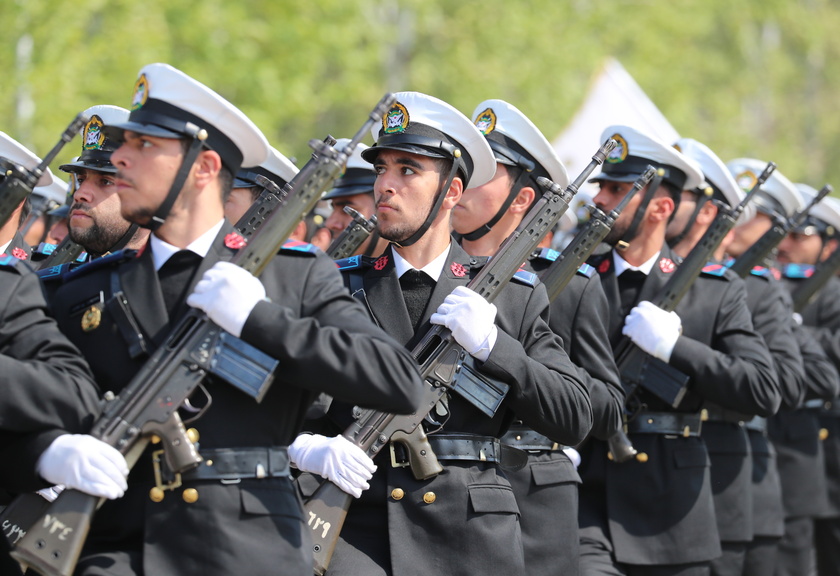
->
[151,448,184,495]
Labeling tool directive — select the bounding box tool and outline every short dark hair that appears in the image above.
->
[180,139,234,200]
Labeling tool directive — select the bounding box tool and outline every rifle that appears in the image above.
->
[304,138,616,575]
[0,114,86,229]
[729,183,831,278]
[9,94,396,576]
[606,163,769,463]
[233,136,337,242]
[36,237,87,270]
[791,236,840,313]
[325,206,377,259]
[540,167,655,302]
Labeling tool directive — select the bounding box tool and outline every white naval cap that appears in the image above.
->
[0,131,56,187]
[105,63,270,173]
[324,140,376,200]
[234,146,299,189]
[794,183,840,237]
[726,158,804,220]
[60,105,130,174]
[471,99,570,190]
[591,125,703,191]
[34,172,70,206]
[674,137,756,223]
[362,91,496,189]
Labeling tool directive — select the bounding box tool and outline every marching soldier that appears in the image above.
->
[773,186,840,576]
[578,125,778,576]
[298,91,592,576]
[667,139,796,576]
[451,98,622,576]
[322,141,389,257]
[35,63,423,575]
[223,145,298,223]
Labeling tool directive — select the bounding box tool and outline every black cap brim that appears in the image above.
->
[59,160,118,174]
[103,121,183,142]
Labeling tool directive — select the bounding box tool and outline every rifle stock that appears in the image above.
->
[10,95,397,576]
[305,138,617,573]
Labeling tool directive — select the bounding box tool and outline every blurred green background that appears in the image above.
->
[2,0,839,189]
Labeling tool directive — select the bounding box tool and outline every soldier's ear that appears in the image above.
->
[510,186,536,215]
[193,149,223,189]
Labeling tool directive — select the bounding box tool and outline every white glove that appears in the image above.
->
[37,435,128,500]
[289,434,376,498]
[622,300,682,362]
[187,261,267,337]
[562,447,581,469]
[429,286,498,362]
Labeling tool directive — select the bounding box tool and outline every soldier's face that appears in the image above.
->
[68,168,133,253]
[594,180,641,246]
[452,163,512,235]
[224,187,257,224]
[777,232,826,265]
[111,131,184,226]
[373,149,443,244]
[728,213,773,258]
[665,190,699,242]
[325,193,376,238]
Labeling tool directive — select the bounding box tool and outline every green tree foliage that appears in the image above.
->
[3,0,840,189]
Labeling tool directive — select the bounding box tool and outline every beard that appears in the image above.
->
[603,213,633,247]
[69,206,132,254]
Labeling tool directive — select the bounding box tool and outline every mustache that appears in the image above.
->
[70,202,91,212]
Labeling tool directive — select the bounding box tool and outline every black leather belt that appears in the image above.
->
[180,447,290,482]
[500,426,563,451]
[702,405,751,424]
[409,433,528,472]
[744,416,768,433]
[627,411,702,437]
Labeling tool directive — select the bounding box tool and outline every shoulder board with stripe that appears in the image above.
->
[531,247,560,263]
[576,263,596,278]
[781,263,815,279]
[511,269,539,287]
[63,249,138,282]
[0,253,23,272]
[748,266,773,279]
[37,262,76,282]
[280,239,319,255]
[335,255,369,271]
[701,262,728,277]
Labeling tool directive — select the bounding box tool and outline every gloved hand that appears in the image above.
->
[622,300,682,362]
[187,261,267,337]
[37,435,128,500]
[289,434,376,498]
[429,286,498,362]
[562,447,581,469]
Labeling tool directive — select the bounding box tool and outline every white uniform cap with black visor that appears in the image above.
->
[463,99,569,241]
[233,146,299,191]
[793,183,840,240]
[323,141,376,201]
[0,131,57,188]
[360,91,495,246]
[726,158,804,221]
[60,105,129,175]
[103,63,270,230]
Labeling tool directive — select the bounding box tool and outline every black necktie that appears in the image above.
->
[399,269,435,331]
[618,269,646,317]
[157,250,202,321]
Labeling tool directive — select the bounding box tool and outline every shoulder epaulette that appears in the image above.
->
[511,268,539,287]
[748,265,773,279]
[0,254,23,272]
[531,247,560,263]
[781,263,815,279]
[576,263,596,278]
[37,262,76,281]
[701,262,728,277]
[280,239,319,255]
[335,255,373,272]
[63,249,138,282]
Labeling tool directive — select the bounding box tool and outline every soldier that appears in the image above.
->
[298,91,592,576]
[578,125,778,576]
[36,63,423,576]
[322,141,389,257]
[0,132,63,260]
[773,187,840,576]
[22,177,66,247]
[667,139,797,576]
[50,105,151,261]
[223,145,298,223]
[450,98,622,576]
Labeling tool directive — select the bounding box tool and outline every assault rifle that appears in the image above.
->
[36,237,86,270]
[10,94,396,576]
[606,163,769,463]
[325,206,377,259]
[0,114,86,229]
[728,183,831,278]
[303,138,617,575]
[540,167,654,302]
[791,231,840,313]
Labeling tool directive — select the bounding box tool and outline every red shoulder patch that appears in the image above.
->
[373,255,388,271]
[598,259,610,274]
[659,257,676,273]
[224,232,247,250]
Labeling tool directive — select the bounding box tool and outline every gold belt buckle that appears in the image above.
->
[389,442,410,468]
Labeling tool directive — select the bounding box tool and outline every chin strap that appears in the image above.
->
[144,123,208,231]
[667,186,713,248]
[392,151,465,248]
[616,169,664,252]
[461,166,535,242]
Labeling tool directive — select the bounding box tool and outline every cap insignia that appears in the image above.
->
[131,74,149,111]
[672,143,682,153]
[734,170,757,192]
[474,108,497,135]
[606,134,629,164]
[83,115,106,151]
[383,102,410,134]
